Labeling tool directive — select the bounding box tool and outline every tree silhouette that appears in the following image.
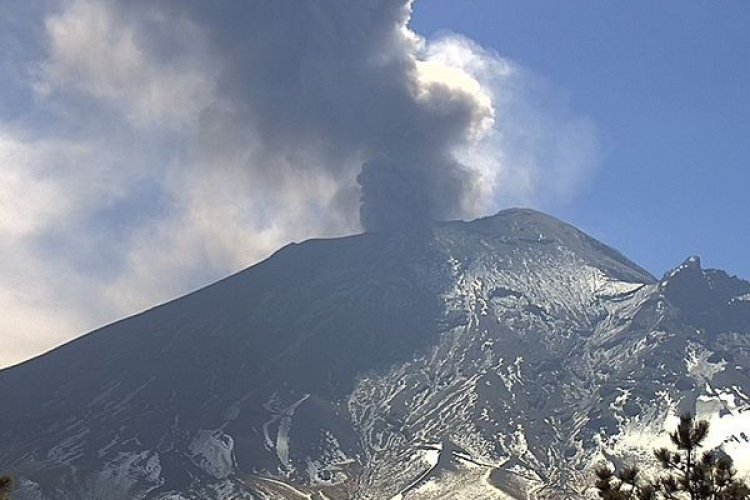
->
[0,475,12,500]
[593,413,750,499]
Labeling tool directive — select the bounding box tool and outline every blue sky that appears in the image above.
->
[0,0,747,367]
[413,0,750,279]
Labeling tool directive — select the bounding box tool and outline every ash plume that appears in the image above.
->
[126,0,495,232]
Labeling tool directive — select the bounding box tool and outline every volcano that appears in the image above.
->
[2,209,749,499]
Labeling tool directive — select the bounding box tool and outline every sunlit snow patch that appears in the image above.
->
[187,429,236,479]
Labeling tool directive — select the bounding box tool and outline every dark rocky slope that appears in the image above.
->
[2,209,748,499]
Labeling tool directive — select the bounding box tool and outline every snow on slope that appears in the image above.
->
[2,209,748,499]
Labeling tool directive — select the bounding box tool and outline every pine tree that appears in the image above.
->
[0,475,12,500]
[593,413,750,499]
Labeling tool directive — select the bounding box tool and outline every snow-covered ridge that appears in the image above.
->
[1,208,747,499]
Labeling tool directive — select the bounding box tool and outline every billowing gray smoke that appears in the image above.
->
[126,0,493,232]
[358,154,468,232]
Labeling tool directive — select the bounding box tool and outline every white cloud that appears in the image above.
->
[423,34,600,213]
[0,129,156,366]
[0,136,73,237]
[38,0,214,129]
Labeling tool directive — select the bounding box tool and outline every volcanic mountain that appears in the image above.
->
[2,209,749,499]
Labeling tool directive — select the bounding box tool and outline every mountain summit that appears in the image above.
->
[2,209,748,499]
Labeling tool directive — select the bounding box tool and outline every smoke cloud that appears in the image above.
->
[117,0,496,232]
[0,0,599,366]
